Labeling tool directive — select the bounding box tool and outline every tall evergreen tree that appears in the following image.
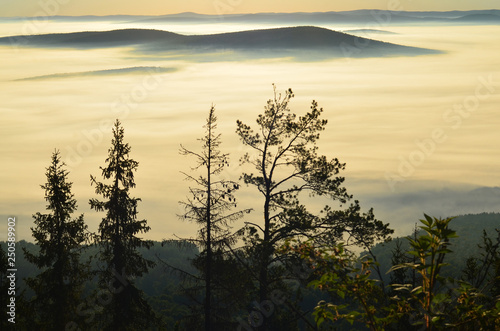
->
[90,119,157,330]
[23,150,90,330]
[179,106,251,330]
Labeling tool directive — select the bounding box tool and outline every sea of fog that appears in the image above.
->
[1,20,499,242]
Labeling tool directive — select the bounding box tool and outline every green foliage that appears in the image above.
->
[89,120,158,330]
[304,214,500,330]
[371,213,500,284]
[390,215,458,329]
[389,215,500,330]
[23,151,90,330]
[288,241,393,331]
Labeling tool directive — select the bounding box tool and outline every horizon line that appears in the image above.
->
[0,8,499,19]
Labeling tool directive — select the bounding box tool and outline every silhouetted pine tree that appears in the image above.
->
[90,120,158,330]
[236,86,392,329]
[236,86,349,308]
[23,150,90,330]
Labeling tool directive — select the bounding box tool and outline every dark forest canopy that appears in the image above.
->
[2,213,499,329]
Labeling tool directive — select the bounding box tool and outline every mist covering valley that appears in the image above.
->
[1,11,499,242]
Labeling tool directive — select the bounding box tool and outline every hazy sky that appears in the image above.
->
[1,21,499,241]
[1,0,499,17]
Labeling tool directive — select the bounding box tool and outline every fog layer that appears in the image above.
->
[1,22,499,241]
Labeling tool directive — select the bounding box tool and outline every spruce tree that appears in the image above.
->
[90,119,157,330]
[24,150,90,330]
[179,106,251,330]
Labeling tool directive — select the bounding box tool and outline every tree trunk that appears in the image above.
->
[206,137,212,331]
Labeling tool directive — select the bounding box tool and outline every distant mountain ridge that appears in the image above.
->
[1,10,499,25]
[453,13,500,23]
[0,26,439,60]
[132,10,500,25]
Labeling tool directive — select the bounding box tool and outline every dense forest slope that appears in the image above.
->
[3,212,498,328]
[369,213,500,283]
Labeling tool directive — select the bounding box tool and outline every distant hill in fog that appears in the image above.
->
[343,29,397,35]
[0,26,439,60]
[453,13,500,23]
[14,66,175,81]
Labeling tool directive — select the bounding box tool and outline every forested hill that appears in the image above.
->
[1,240,199,292]
[8,213,500,296]
[5,213,499,291]
[0,26,439,59]
[1,240,199,328]
[369,212,500,283]
[2,213,498,329]
[9,213,497,292]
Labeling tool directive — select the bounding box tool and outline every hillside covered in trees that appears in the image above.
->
[370,213,500,283]
[1,88,499,330]
[2,212,499,330]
